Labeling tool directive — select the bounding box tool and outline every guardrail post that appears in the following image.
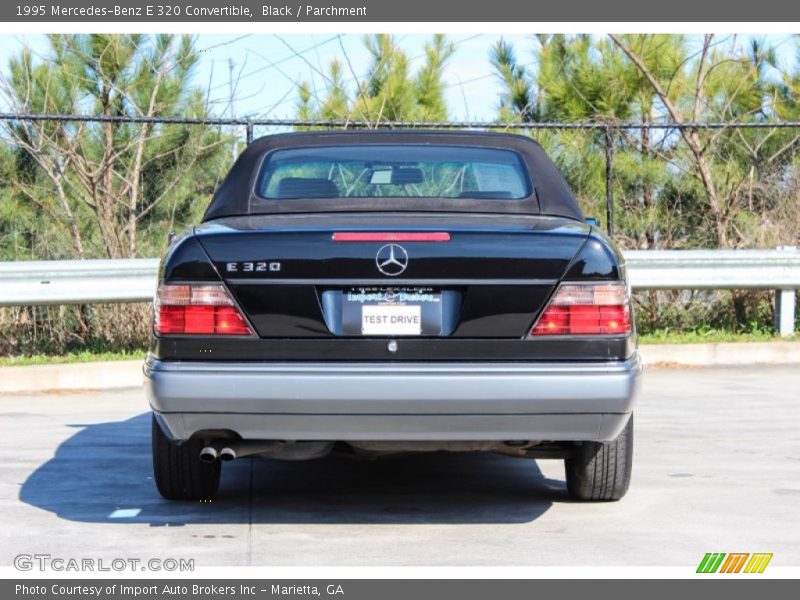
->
[775,246,797,337]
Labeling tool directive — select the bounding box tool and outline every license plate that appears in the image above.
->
[340,287,442,336]
[361,304,422,335]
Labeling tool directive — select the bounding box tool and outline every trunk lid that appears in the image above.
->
[194,213,590,338]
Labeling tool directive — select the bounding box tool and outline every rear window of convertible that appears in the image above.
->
[255,145,532,200]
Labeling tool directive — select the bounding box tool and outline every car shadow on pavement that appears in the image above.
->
[20,413,566,525]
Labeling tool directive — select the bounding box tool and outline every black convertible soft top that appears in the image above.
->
[202,130,584,222]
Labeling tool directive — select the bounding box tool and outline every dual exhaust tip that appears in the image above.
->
[199,440,280,462]
[199,446,237,463]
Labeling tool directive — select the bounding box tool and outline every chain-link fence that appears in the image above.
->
[1,113,798,354]
[249,118,800,253]
[3,112,799,247]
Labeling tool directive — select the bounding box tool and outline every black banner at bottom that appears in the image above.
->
[3,579,795,600]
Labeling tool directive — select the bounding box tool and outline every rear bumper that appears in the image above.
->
[145,354,641,443]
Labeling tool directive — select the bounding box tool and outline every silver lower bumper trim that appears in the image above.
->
[145,355,641,442]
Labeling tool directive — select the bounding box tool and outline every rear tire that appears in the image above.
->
[565,414,633,501]
[152,414,221,500]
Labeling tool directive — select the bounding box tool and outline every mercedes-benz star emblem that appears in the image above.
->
[375,244,409,276]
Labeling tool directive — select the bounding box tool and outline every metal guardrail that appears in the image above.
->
[624,248,799,336]
[0,258,160,306]
[0,248,798,336]
[624,248,800,289]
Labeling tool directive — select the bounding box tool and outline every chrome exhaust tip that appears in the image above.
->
[219,447,237,462]
[198,446,218,463]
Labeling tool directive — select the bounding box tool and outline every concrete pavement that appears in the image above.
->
[1,366,799,567]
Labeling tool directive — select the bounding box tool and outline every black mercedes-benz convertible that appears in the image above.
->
[145,130,641,502]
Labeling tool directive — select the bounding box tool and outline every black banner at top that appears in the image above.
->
[3,0,800,22]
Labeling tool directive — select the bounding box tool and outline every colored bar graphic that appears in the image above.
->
[710,553,726,573]
[719,554,735,573]
[697,552,773,574]
[744,553,773,573]
[733,553,749,573]
[720,553,749,573]
[696,553,713,573]
[697,553,725,573]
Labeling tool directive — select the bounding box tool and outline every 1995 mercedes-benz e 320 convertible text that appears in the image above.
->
[145,130,641,502]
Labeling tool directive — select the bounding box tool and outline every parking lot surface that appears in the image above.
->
[1,366,799,567]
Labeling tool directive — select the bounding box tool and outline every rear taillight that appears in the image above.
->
[154,284,253,336]
[530,282,631,336]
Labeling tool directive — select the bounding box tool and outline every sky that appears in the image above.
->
[0,33,797,123]
[195,33,506,121]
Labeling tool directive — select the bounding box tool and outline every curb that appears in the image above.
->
[640,341,800,367]
[1,342,799,393]
[0,360,142,394]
